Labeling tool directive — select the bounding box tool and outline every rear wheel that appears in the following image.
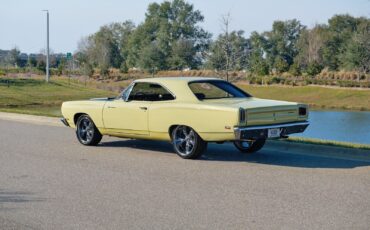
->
[233,139,266,153]
[171,126,207,159]
[76,115,102,146]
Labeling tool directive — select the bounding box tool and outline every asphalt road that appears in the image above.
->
[1,119,370,230]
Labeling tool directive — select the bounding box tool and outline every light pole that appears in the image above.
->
[42,10,49,82]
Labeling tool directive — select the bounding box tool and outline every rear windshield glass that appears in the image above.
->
[188,80,251,100]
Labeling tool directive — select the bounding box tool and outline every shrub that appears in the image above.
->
[306,62,323,76]
[100,65,109,76]
[119,62,128,73]
[271,76,282,84]
[83,64,94,77]
[288,63,301,76]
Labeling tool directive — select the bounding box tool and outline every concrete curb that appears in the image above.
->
[266,140,370,162]
[0,112,62,127]
[1,112,369,162]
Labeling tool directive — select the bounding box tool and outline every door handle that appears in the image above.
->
[139,106,148,110]
[107,106,116,109]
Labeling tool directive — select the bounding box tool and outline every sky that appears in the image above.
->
[1,0,369,54]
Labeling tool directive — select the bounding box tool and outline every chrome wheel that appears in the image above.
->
[239,141,252,149]
[233,139,266,153]
[173,126,197,157]
[77,117,95,145]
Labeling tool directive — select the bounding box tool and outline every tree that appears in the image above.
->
[83,63,94,77]
[263,19,305,73]
[322,14,363,70]
[341,20,370,74]
[139,42,166,74]
[208,14,251,80]
[6,47,20,67]
[108,21,135,69]
[92,26,122,69]
[57,57,66,75]
[169,39,196,70]
[127,0,211,71]
[36,59,46,73]
[208,30,250,74]
[27,56,37,68]
[248,32,269,76]
[220,13,231,80]
[76,21,135,72]
[295,25,328,73]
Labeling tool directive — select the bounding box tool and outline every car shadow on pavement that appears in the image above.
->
[100,139,175,153]
[99,140,370,169]
[0,189,44,205]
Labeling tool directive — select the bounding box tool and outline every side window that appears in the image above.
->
[189,82,232,100]
[128,83,175,101]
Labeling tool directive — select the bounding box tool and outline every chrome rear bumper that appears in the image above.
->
[234,121,309,140]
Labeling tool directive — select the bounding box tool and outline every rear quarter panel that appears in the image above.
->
[148,102,239,141]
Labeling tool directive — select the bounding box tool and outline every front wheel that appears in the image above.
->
[171,126,207,159]
[233,139,266,153]
[76,115,102,146]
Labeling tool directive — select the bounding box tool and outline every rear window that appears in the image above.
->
[188,80,251,100]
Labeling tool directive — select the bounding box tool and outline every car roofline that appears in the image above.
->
[134,77,223,84]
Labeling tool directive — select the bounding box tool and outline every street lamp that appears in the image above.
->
[42,10,49,82]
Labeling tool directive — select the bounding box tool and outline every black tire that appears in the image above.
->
[171,125,207,159]
[76,115,102,146]
[233,139,266,153]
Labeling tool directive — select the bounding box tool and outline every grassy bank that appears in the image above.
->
[0,78,115,117]
[285,137,370,150]
[238,84,370,111]
[0,77,369,118]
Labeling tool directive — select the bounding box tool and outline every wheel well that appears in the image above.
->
[73,113,86,125]
[168,125,178,139]
[168,125,202,141]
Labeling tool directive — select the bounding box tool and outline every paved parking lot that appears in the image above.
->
[1,119,370,229]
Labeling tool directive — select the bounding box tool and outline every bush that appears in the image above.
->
[249,76,263,85]
[120,62,128,73]
[274,56,289,73]
[100,65,109,76]
[306,62,323,76]
[83,64,94,77]
[289,63,301,76]
[271,76,282,84]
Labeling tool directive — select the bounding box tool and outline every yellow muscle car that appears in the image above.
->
[61,77,309,159]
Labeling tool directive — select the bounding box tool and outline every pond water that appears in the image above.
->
[292,110,370,145]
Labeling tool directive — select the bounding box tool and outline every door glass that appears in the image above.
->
[128,83,174,101]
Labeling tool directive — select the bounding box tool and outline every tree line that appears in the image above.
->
[75,0,369,77]
[0,48,68,75]
[2,0,369,77]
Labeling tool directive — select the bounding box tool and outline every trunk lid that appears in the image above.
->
[203,97,300,125]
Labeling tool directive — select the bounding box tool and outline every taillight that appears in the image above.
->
[299,107,307,116]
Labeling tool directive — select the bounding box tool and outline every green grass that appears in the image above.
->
[284,137,370,150]
[1,77,369,117]
[0,77,115,117]
[1,77,369,149]
[237,84,370,111]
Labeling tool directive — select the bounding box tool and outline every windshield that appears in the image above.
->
[120,84,134,100]
[188,80,251,100]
